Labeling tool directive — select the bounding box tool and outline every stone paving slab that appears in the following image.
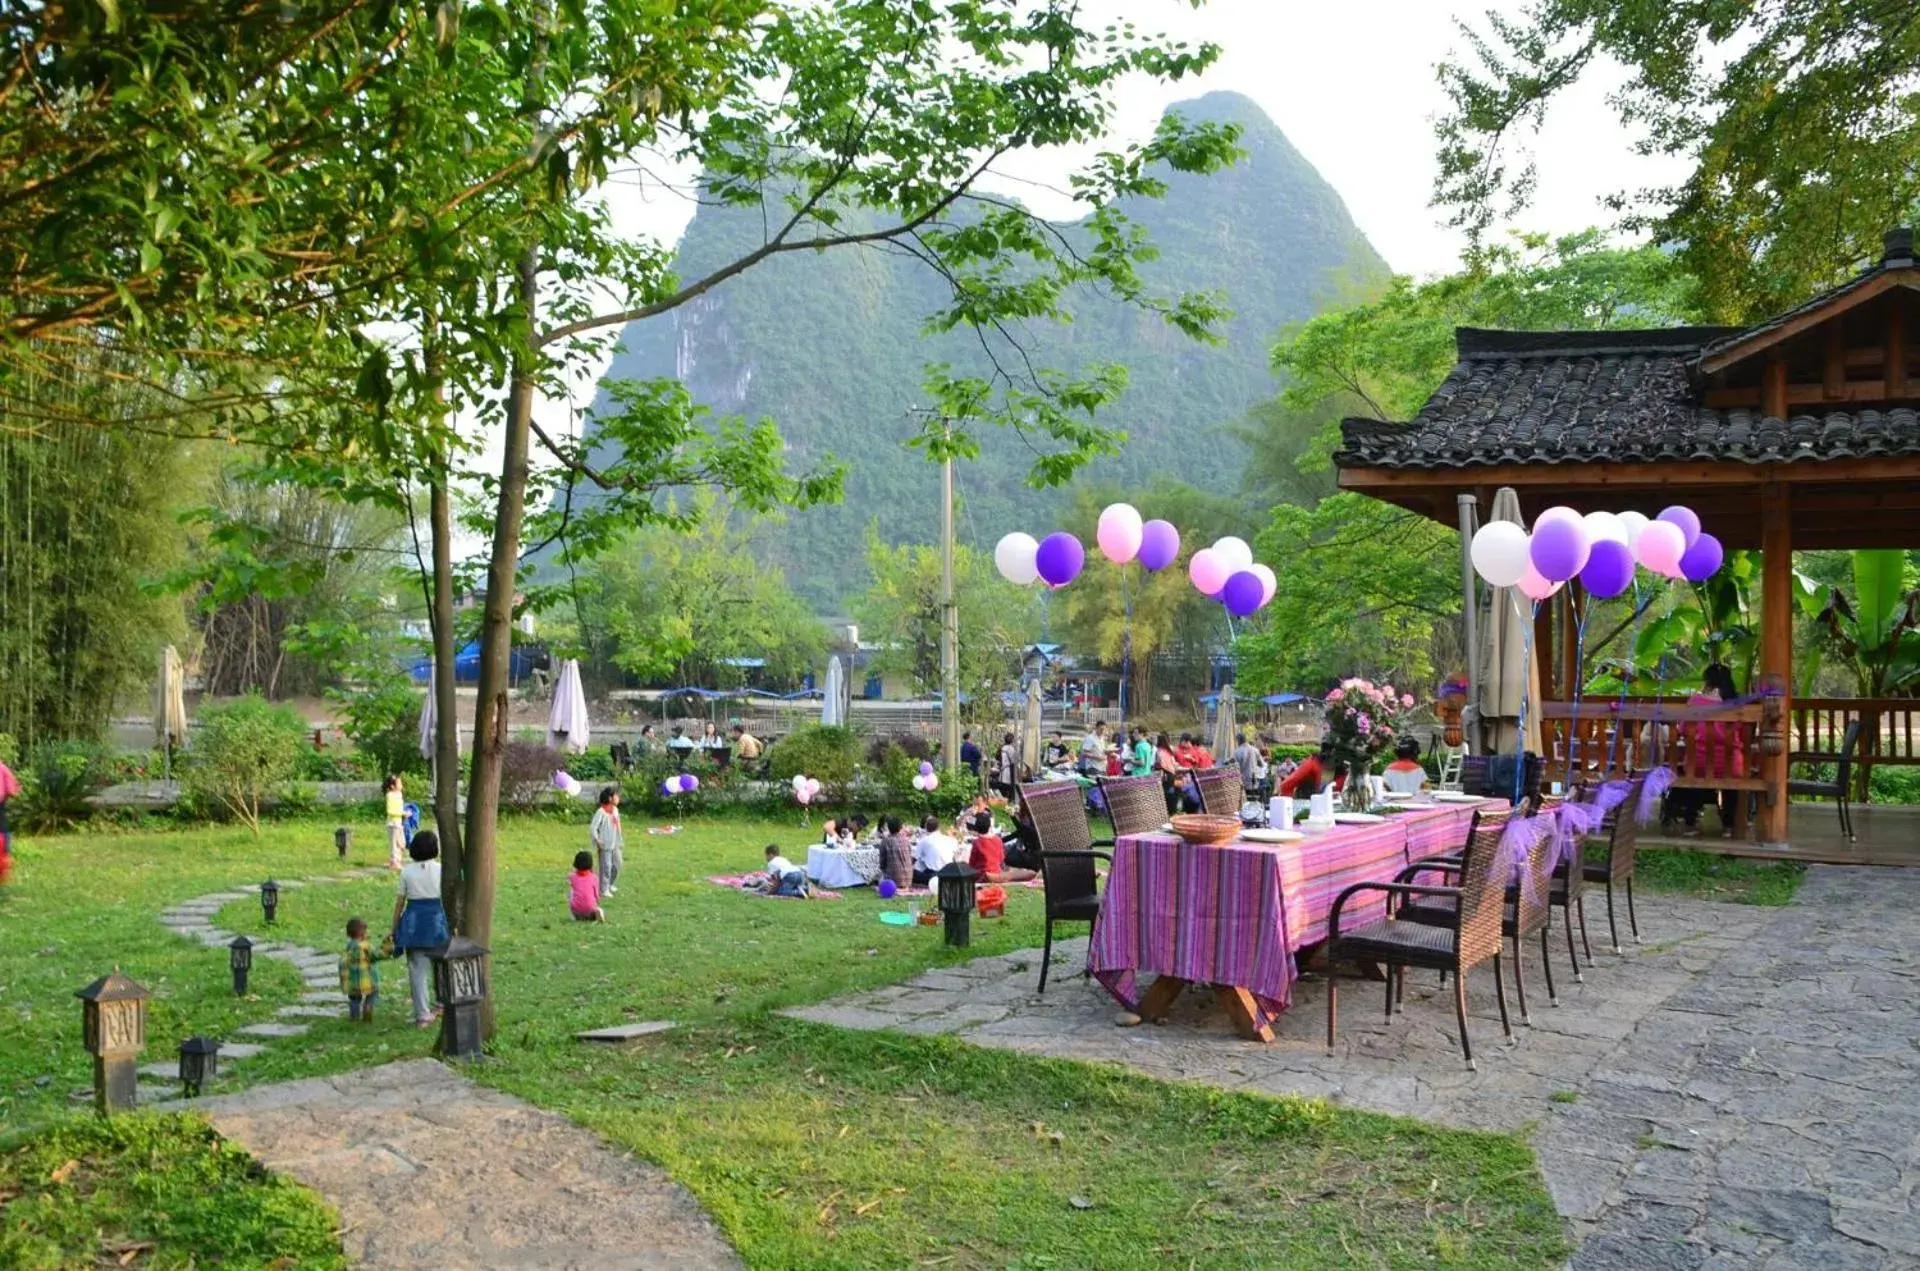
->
[236,1021,311,1038]
[790,869,1920,1268]
[193,1059,741,1269]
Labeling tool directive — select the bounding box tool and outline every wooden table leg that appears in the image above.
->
[1214,986,1275,1043]
[1136,975,1187,1021]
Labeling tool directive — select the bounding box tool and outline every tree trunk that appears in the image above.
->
[429,448,465,926]
[459,243,539,1037]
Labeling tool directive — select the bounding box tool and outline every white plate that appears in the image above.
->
[1240,828,1304,844]
[1379,791,1421,802]
[1159,822,1174,833]
[1332,811,1387,825]
[1431,791,1483,804]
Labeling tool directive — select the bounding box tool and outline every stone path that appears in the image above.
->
[192,1060,741,1269]
[790,867,1920,1269]
[149,868,388,1104]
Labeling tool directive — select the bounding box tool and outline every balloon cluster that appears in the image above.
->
[660,772,699,797]
[1188,535,1276,618]
[911,759,940,792]
[994,530,1085,587]
[1470,505,1724,600]
[790,773,822,805]
[552,770,583,797]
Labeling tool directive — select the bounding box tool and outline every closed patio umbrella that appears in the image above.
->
[547,659,590,754]
[1483,488,1542,757]
[1020,678,1043,773]
[417,667,436,761]
[155,645,188,780]
[1210,683,1237,760]
[822,656,847,727]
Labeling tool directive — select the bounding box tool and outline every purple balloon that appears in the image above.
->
[1530,517,1589,582]
[1221,570,1264,618]
[1657,505,1701,549]
[1033,532,1084,587]
[1137,519,1181,572]
[1679,532,1724,582]
[1579,538,1635,599]
[878,879,898,899]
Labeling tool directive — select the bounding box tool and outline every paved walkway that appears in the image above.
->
[789,867,1920,1269]
[193,1060,740,1270]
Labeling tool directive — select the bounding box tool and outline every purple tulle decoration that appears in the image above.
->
[1495,812,1553,887]
[1547,802,1601,873]
[1637,766,1677,825]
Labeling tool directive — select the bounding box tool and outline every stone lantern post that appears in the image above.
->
[429,936,489,1058]
[76,970,150,1113]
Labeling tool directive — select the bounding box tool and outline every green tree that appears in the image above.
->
[182,695,309,835]
[1806,551,1920,700]
[1433,0,1920,321]
[567,502,827,689]
[851,528,1037,708]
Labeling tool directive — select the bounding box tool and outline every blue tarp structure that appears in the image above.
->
[408,640,539,685]
[1262,693,1310,706]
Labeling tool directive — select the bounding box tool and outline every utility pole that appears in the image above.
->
[939,414,961,773]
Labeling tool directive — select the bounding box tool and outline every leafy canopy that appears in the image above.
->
[1433,0,1920,321]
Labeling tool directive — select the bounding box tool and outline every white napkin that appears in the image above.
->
[1268,796,1294,827]
[1307,792,1335,825]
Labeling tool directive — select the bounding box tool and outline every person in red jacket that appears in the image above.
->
[1278,742,1344,798]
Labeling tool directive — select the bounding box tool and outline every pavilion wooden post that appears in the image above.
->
[1759,484,1793,846]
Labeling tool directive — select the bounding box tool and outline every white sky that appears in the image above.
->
[523,0,1687,455]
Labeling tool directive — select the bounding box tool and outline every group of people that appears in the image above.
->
[760,795,1043,898]
[337,824,452,1028]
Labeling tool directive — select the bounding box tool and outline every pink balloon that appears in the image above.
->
[797,788,813,805]
[1636,520,1687,577]
[1516,564,1562,602]
[1249,563,1277,607]
[1096,503,1144,564]
[1188,547,1229,596]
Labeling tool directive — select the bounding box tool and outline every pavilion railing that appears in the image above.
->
[1538,698,1773,795]
[1792,698,1920,767]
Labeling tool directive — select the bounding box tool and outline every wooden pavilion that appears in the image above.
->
[1334,228,1920,855]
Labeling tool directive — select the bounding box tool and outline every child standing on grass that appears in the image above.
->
[389,830,450,1028]
[384,774,406,870]
[590,786,624,897]
[339,917,383,1021]
[570,850,605,922]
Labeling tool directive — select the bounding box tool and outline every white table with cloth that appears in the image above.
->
[805,844,880,888]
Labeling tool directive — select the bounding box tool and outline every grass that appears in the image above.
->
[1631,848,1806,906]
[0,1112,345,1270]
[1,812,1573,1267]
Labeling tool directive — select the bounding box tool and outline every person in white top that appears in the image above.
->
[912,814,959,885]
[1078,723,1107,775]
[387,831,450,1027]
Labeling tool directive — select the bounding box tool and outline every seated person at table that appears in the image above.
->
[761,844,810,897]
[1043,730,1070,768]
[1173,733,1203,770]
[846,812,872,843]
[877,816,914,890]
[965,811,1035,883]
[1382,738,1430,794]
[1278,741,1344,797]
[912,814,960,886]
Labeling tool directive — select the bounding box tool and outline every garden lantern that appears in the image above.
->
[228,935,254,995]
[75,969,150,1114]
[429,936,489,1058]
[259,878,279,924]
[935,862,979,949]
[335,826,351,859]
[178,1036,220,1098]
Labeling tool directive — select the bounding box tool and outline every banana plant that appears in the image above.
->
[1808,550,1920,699]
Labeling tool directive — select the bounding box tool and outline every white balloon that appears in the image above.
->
[1212,536,1254,574]
[1617,511,1649,548]
[1583,511,1628,545]
[1249,563,1277,607]
[1470,521,1532,588]
[993,532,1040,586]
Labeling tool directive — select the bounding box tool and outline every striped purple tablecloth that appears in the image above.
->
[1087,800,1491,1023]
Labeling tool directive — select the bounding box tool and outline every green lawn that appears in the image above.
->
[1632,848,1806,906]
[1,813,1570,1268]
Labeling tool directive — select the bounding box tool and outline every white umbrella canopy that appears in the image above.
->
[1483,488,1542,756]
[155,644,188,749]
[822,656,847,727]
[547,659,591,754]
[1020,678,1043,773]
[1210,683,1237,760]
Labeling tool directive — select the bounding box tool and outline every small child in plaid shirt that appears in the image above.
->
[339,917,383,1021]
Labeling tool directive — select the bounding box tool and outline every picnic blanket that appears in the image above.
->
[705,874,842,899]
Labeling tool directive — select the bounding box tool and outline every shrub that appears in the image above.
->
[8,740,117,832]
[334,677,428,780]
[180,696,308,835]
[766,725,861,797]
[500,739,566,810]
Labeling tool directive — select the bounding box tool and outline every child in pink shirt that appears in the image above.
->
[569,850,605,922]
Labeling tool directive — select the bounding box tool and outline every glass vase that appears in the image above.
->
[1345,762,1373,812]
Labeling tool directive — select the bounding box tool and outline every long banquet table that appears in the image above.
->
[1086,798,1497,1041]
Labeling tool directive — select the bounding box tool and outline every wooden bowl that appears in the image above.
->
[1169,814,1242,845]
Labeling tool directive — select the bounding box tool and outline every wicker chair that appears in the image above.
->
[1098,775,1167,843]
[1020,780,1112,993]
[1786,718,1862,842]
[1545,782,1641,981]
[1396,811,1556,1022]
[1326,815,1514,1067]
[1581,783,1646,954]
[1192,766,1245,817]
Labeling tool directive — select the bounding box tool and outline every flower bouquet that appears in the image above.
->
[1322,678,1415,811]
